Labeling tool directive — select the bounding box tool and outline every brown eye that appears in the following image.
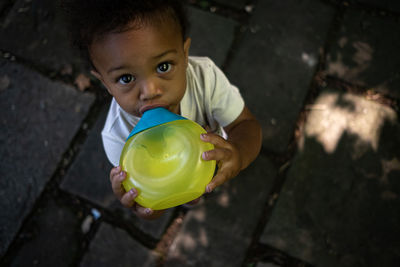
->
[118,74,135,84]
[157,62,172,73]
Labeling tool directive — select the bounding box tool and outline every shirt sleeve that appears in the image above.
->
[101,99,137,166]
[101,131,125,167]
[207,59,245,127]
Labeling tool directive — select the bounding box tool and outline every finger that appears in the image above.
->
[206,172,228,193]
[111,171,127,198]
[134,207,166,220]
[110,166,122,183]
[120,188,138,208]
[202,147,231,162]
[187,196,201,205]
[200,133,229,148]
[134,204,154,217]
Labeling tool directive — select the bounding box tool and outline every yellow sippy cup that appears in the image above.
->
[119,107,216,210]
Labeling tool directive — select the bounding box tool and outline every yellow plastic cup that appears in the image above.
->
[119,108,216,210]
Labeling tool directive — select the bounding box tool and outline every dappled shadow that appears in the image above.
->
[326,10,400,99]
[165,155,276,266]
[166,87,400,266]
[327,39,374,84]
[300,90,397,154]
[263,89,400,267]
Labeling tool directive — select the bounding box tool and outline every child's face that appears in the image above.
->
[89,20,191,117]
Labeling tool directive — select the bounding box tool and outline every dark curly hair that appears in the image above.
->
[61,0,189,64]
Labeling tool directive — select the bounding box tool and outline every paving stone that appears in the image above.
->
[60,103,174,240]
[0,59,94,257]
[0,0,89,74]
[214,0,247,9]
[356,0,400,13]
[188,6,237,67]
[80,222,156,267]
[0,1,11,14]
[165,155,277,266]
[5,197,82,267]
[256,262,280,267]
[261,89,400,267]
[0,1,235,72]
[326,8,400,99]
[225,0,336,154]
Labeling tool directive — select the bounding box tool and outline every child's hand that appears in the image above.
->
[200,133,242,193]
[200,107,263,193]
[110,166,165,220]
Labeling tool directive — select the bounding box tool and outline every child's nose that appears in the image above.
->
[139,78,161,100]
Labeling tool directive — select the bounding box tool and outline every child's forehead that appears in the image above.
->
[107,12,183,40]
[89,16,186,69]
[93,18,183,48]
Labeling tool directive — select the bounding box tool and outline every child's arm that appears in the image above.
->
[110,166,165,220]
[201,106,262,193]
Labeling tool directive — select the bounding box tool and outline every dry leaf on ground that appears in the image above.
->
[74,73,91,91]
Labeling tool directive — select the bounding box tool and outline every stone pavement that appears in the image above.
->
[1,0,399,266]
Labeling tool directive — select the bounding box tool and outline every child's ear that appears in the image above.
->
[183,37,191,64]
[90,69,102,81]
[90,70,112,94]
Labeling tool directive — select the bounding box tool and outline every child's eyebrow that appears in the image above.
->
[152,49,178,60]
[106,49,178,74]
[107,65,129,74]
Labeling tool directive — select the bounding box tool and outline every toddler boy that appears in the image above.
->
[63,0,262,219]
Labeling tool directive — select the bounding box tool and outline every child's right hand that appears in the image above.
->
[110,166,165,220]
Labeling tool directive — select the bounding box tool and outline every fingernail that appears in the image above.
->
[202,151,207,160]
[145,208,153,215]
[129,189,137,198]
[200,133,206,140]
[206,185,212,193]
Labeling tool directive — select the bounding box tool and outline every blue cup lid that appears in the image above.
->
[126,107,186,140]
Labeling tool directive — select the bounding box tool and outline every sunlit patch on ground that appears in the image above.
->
[327,40,373,85]
[301,90,397,157]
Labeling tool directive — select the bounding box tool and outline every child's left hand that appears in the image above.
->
[200,133,242,193]
[200,106,262,193]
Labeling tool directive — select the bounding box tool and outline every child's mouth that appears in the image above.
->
[140,104,169,115]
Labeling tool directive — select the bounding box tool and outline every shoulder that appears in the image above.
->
[188,56,215,67]
[101,99,139,166]
[187,56,226,91]
[102,99,139,141]
[187,56,219,78]
[189,56,218,74]
[102,99,120,133]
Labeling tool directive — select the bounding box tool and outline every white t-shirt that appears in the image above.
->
[102,56,245,166]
